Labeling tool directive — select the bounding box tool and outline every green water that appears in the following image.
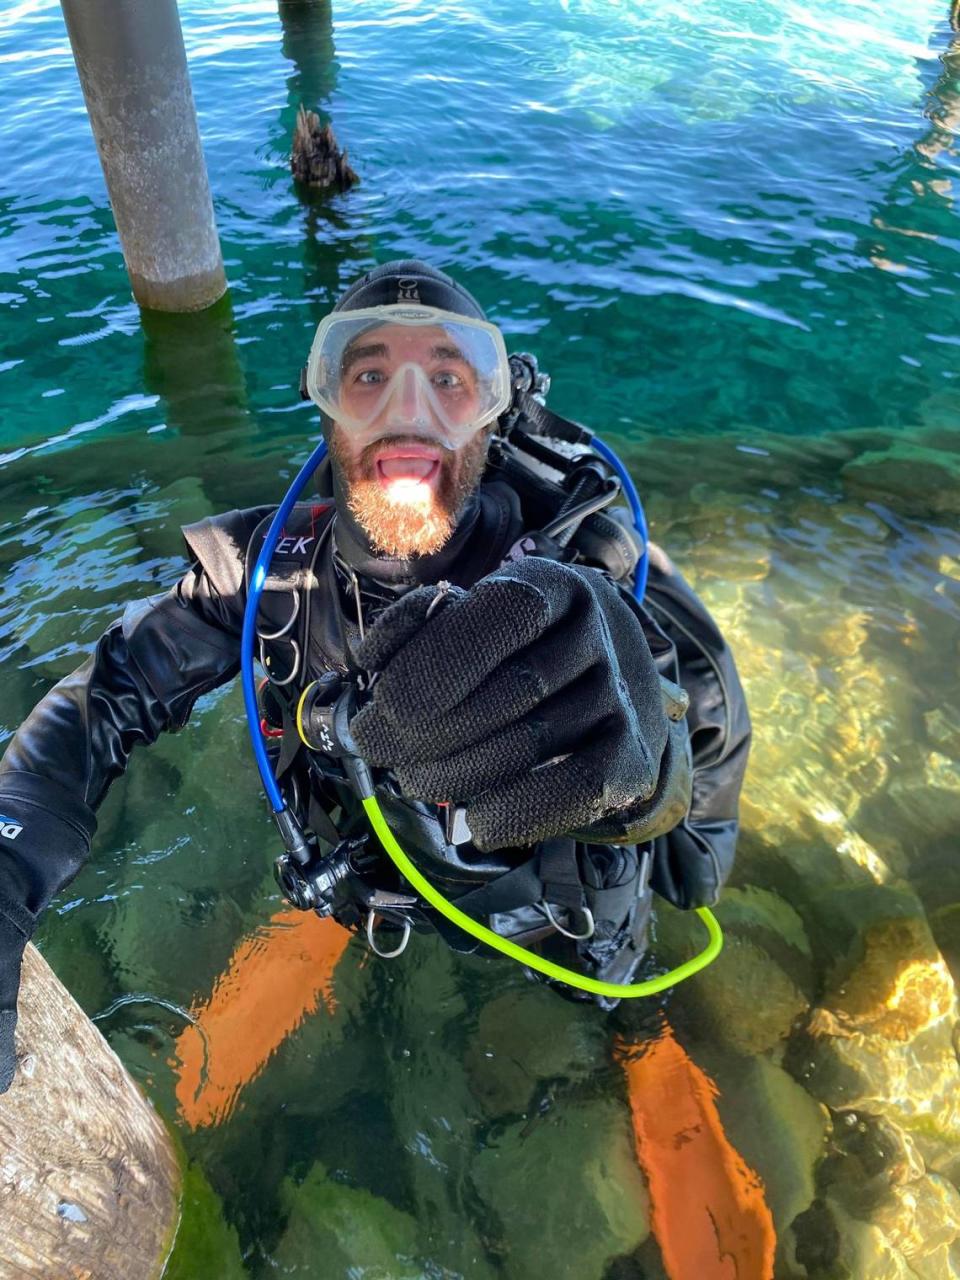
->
[2,1,960,1276]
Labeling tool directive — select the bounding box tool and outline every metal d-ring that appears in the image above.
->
[365,910,412,959]
[543,901,596,941]
[425,580,452,619]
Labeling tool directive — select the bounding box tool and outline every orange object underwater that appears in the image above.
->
[617,1023,776,1280]
[173,909,351,1129]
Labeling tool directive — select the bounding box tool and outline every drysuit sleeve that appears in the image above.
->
[641,544,752,909]
[0,507,267,934]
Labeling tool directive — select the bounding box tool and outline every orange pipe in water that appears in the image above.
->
[617,1024,776,1280]
[173,909,351,1129]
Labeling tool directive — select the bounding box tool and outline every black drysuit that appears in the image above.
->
[0,480,751,1028]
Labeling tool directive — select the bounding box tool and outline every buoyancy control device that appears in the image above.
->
[242,353,723,1000]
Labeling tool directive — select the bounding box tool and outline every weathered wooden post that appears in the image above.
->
[0,945,181,1279]
[60,0,226,313]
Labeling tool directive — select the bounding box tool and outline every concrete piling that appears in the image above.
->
[60,0,227,312]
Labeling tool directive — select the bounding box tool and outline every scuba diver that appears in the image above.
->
[0,260,750,1094]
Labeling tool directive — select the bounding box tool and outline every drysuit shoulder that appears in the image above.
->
[181,506,275,603]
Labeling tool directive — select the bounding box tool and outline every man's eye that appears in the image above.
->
[355,369,386,385]
[433,370,464,389]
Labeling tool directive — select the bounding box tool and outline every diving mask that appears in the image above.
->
[304,305,512,450]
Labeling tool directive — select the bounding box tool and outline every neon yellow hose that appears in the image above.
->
[362,795,723,998]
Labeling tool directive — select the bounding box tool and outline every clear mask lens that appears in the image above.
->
[305,305,512,449]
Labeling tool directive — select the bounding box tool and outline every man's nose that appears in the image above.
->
[392,366,434,425]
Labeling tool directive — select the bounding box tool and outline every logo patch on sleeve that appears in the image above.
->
[0,817,23,841]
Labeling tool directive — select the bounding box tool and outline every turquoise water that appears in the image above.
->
[2,1,960,1276]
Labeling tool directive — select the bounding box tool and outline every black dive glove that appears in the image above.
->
[350,557,691,852]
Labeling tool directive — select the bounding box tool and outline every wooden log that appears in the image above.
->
[0,944,181,1280]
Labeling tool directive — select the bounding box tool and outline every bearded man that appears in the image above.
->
[0,260,750,1093]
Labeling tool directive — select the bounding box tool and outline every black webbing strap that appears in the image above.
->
[274,717,303,781]
[539,836,586,912]
[586,874,640,924]
[307,790,342,848]
[514,391,591,446]
[451,858,543,919]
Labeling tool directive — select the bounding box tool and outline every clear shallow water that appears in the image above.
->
[2,1,960,1276]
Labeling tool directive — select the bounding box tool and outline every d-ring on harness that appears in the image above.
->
[241,434,723,998]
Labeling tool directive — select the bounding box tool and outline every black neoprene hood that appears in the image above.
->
[332,258,488,321]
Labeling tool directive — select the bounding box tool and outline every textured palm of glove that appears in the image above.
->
[350,557,671,851]
[0,910,29,1094]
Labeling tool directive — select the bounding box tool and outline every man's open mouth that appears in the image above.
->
[373,444,442,489]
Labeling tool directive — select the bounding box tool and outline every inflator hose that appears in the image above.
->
[363,794,722,998]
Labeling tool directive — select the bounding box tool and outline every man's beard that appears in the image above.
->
[329,425,492,559]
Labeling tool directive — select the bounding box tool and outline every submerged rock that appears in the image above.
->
[842,440,960,516]
[786,908,960,1177]
[463,986,607,1117]
[471,1096,650,1280]
[788,1175,960,1280]
[163,1161,246,1280]
[791,1197,913,1280]
[681,931,809,1056]
[819,914,955,1042]
[273,1162,423,1277]
[659,886,812,1058]
[716,1057,828,1244]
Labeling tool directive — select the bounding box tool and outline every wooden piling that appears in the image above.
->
[0,944,181,1279]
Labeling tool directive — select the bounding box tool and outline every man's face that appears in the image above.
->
[329,323,493,558]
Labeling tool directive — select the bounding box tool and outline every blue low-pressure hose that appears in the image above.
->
[242,438,330,811]
[588,434,649,602]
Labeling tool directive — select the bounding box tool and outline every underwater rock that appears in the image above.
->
[660,890,811,1058]
[786,909,960,1177]
[925,750,960,794]
[463,986,607,1117]
[681,932,808,1056]
[712,577,907,891]
[789,1014,960,1177]
[841,441,960,516]
[376,942,502,1279]
[791,1197,913,1280]
[788,1176,960,1280]
[931,902,960,982]
[470,1096,650,1280]
[291,106,359,191]
[819,914,955,1042]
[817,1110,925,1219]
[272,1162,423,1277]
[714,1057,828,1245]
[163,1161,246,1280]
[925,705,960,756]
[712,885,813,989]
